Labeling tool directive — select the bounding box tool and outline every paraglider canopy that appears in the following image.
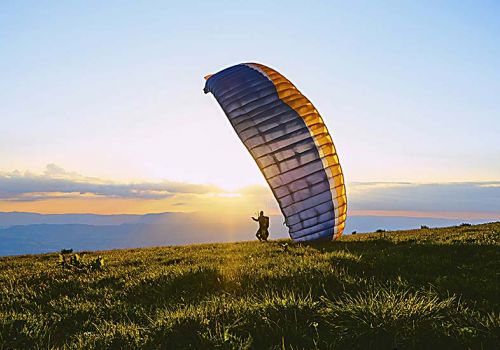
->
[204,63,346,241]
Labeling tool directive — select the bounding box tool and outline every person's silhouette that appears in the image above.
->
[252,211,269,241]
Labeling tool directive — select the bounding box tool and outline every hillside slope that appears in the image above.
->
[1,222,499,349]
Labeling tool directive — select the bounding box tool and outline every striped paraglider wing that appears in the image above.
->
[204,63,346,241]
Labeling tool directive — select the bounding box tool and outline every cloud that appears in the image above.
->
[347,181,500,212]
[237,184,273,196]
[1,165,498,216]
[0,164,225,201]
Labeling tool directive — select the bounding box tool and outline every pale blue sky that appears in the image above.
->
[1,1,499,190]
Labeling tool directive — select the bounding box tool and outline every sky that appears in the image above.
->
[1,1,499,217]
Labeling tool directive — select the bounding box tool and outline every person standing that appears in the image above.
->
[252,211,269,241]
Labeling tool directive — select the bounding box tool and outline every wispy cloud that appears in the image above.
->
[0,164,225,201]
[347,182,500,213]
[0,165,498,219]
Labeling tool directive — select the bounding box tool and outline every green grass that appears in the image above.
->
[1,222,499,349]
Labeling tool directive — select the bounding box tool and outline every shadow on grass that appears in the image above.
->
[302,239,500,311]
[145,293,321,350]
[124,266,222,306]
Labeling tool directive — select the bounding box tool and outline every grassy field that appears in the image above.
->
[1,222,499,349]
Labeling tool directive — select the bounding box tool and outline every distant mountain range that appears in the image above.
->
[0,212,289,256]
[0,211,184,227]
[0,211,494,256]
